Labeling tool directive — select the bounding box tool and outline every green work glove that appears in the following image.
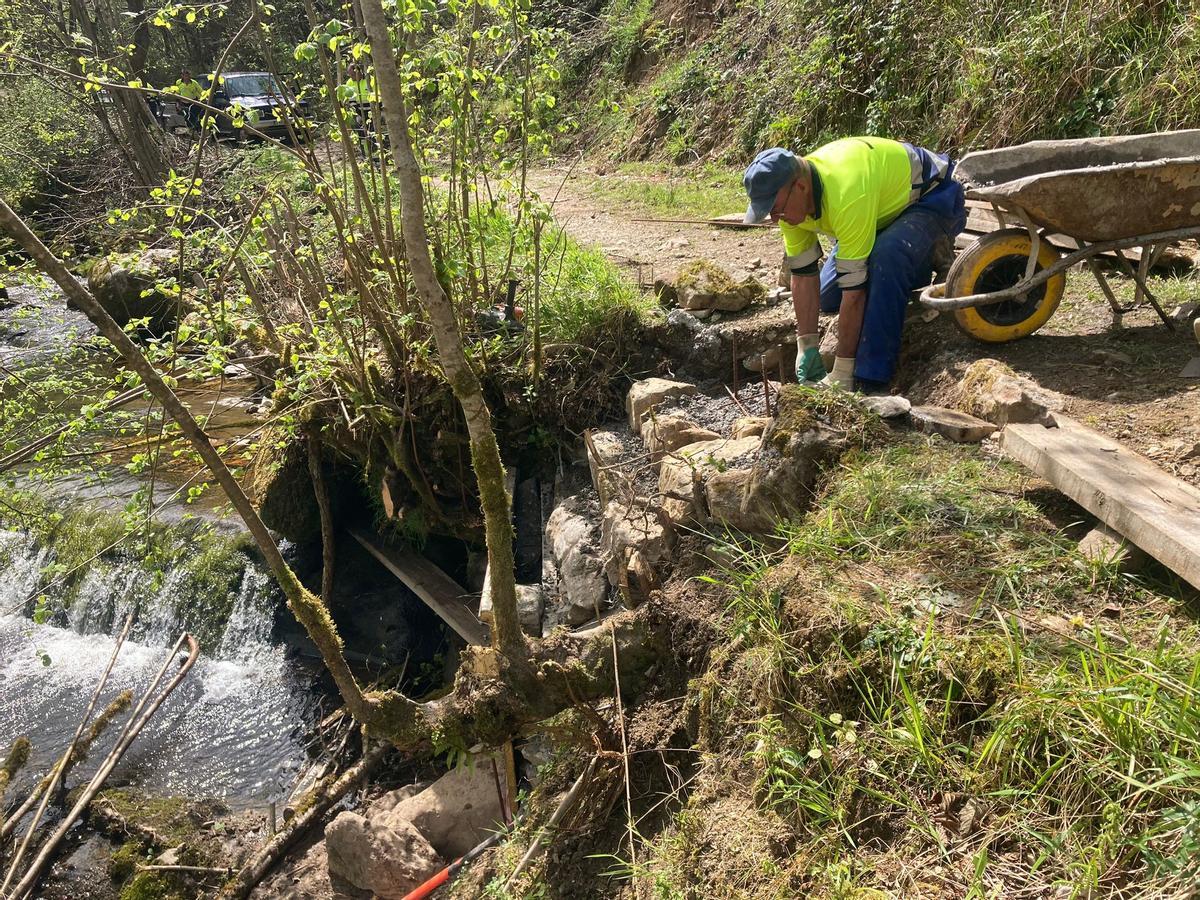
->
[795,334,827,383]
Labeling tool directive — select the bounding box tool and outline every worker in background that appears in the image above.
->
[743,138,966,391]
[341,62,375,153]
[171,69,203,130]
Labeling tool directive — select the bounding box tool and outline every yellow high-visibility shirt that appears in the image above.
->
[173,79,202,101]
[779,137,916,285]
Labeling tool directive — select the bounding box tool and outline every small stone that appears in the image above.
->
[1169,300,1199,323]
[731,416,771,439]
[1091,348,1133,366]
[910,405,998,443]
[1078,524,1147,573]
[920,308,940,323]
[626,377,699,430]
[860,395,911,419]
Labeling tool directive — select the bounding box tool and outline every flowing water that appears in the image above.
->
[0,528,315,808]
[0,281,316,810]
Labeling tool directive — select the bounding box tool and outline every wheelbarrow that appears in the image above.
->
[920,130,1200,342]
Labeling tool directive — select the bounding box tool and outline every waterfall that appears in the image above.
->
[0,526,312,806]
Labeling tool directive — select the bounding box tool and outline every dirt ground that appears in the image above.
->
[531,164,1200,488]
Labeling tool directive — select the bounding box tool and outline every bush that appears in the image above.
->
[0,80,98,212]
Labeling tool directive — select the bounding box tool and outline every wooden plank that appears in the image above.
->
[349,528,489,645]
[1001,417,1200,590]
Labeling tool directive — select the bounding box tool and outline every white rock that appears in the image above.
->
[325,812,442,899]
[600,500,674,589]
[860,395,911,418]
[586,430,627,506]
[383,762,506,860]
[731,416,772,439]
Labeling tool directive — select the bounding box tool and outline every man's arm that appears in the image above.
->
[790,272,819,336]
[836,288,865,357]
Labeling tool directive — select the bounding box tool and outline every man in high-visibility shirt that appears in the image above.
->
[171,69,203,130]
[743,138,966,391]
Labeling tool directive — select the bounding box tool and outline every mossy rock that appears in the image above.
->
[249,430,321,544]
[84,248,186,337]
[674,259,765,312]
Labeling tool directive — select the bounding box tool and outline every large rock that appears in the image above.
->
[640,415,720,462]
[911,405,997,443]
[85,248,184,336]
[674,259,765,313]
[545,496,608,625]
[657,437,762,527]
[325,812,442,899]
[626,378,699,430]
[600,500,675,595]
[385,763,506,860]
[586,430,627,506]
[705,467,775,533]
[956,359,1062,427]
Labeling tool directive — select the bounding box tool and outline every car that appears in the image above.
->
[200,71,310,141]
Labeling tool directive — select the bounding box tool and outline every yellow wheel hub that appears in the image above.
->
[947,228,1065,343]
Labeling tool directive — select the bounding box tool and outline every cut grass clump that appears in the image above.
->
[640,436,1200,897]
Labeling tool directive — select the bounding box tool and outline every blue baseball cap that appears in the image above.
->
[743,148,799,224]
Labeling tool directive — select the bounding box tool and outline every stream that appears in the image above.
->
[0,281,318,811]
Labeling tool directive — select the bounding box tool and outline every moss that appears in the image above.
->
[769,384,889,456]
[97,788,227,850]
[674,258,738,293]
[118,871,188,900]
[109,841,146,883]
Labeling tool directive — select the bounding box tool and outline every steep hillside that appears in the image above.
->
[552,0,1200,162]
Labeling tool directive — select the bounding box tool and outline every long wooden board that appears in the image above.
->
[349,528,489,645]
[1001,418,1200,590]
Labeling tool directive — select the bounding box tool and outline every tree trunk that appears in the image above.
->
[358,0,525,664]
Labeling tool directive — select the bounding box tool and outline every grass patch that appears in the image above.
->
[632,437,1200,897]
[579,163,746,219]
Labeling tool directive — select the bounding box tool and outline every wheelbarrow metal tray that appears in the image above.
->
[955,131,1200,244]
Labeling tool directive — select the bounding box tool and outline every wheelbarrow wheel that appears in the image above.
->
[947,228,1065,343]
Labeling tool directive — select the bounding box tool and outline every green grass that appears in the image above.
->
[559,0,1200,162]
[580,163,746,219]
[635,438,1200,898]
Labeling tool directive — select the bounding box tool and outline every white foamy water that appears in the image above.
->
[0,530,313,806]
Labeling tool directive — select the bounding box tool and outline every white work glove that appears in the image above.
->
[821,356,856,390]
